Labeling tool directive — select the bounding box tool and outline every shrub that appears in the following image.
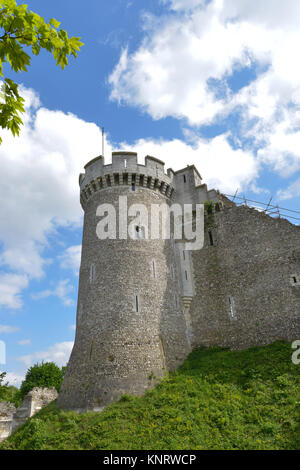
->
[19,362,65,400]
[0,372,20,406]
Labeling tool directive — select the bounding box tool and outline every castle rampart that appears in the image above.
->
[79,152,175,210]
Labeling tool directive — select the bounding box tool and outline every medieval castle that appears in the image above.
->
[57,151,300,412]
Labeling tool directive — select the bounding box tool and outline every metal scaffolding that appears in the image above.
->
[224,193,300,224]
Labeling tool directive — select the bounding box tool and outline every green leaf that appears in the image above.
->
[49,17,60,29]
[0,0,83,144]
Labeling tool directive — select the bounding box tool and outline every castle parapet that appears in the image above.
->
[79,151,175,209]
[79,152,223,210]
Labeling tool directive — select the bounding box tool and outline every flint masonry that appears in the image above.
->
[57,151,300,412]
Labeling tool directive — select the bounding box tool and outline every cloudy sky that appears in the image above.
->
[0,0,300,385]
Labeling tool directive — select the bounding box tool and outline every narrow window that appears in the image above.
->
[124,159,127,168]
[185,270,188,281]
[229,296,237,320]
[90,263,96,284]
[293,277,297,284]
[182,250,186,260]
[132,183,135,191]
[152,260,156,279]
[208,229,214,246]
[135,295,139,313]
[183,174,186,183]
[134,225,140,239]
[170,264,174,279]
[89,339,94,360]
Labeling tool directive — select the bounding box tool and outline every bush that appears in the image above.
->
[19,362,65,401]
[0,372,20,406]
[204,200,214,215]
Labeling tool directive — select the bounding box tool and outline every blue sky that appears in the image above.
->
[0,0,300,385]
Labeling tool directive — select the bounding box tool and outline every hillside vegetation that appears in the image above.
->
[1,341,300,450]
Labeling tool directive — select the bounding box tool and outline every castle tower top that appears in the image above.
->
[78,151,221,210]
[79,151,178,210]
[80,152,173,187]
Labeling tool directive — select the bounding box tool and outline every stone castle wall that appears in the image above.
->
[0,388,57,442]
[12,387,58,432]
[0,402,16,442]
[189,205,300,349]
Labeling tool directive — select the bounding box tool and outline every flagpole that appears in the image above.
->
[102,127,104,156]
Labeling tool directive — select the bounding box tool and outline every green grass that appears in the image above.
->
[1,341,300,450]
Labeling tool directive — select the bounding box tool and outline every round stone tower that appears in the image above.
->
[57,151,191,412]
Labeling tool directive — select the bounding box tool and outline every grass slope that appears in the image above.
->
[1,341,300,450]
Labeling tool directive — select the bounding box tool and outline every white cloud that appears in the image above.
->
[0,325,19,334]
[109,2,272,125]
[109,0,300,182]
[277,177,300,201]
[32,279,75,307]
[18,341,74,368]
[3,371,25,387]
[0,87,103,281]
[18,339,31,346]
[247,107,300,178]
[59,245,82,276]
[218,0,300,29]
[161,0,207,11]
[0,87,111,309]
[121,134,258,193]
[0,273,29,309]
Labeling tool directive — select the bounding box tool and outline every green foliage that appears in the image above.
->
[1,341,300,450]
[0,0,83,143]
[1,384,20,406]
[0,370,8,400]
[0,370,6,386]
[0,371,20,406]
[204,200,214,215]
[19,362,65,401]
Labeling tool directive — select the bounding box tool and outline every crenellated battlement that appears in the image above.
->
[79,151,224,210]
[79,152,176,209]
